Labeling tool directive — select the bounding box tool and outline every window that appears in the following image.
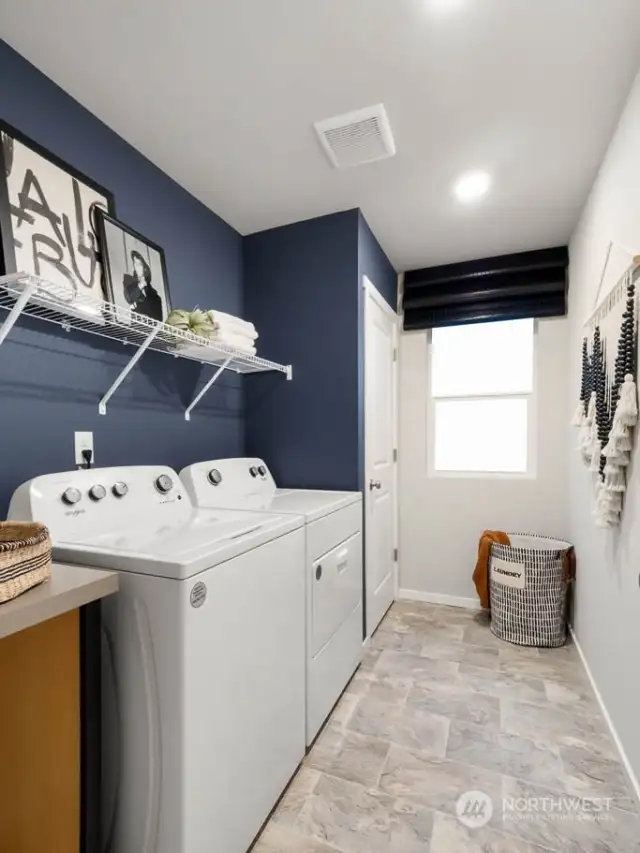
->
[429,318,535,475]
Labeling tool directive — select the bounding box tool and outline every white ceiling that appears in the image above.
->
[3,0,640,270]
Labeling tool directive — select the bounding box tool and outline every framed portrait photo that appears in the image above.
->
[95,209,171,324]
[0,120,115,306]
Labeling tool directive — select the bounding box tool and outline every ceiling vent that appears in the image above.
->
[314,104,396,169]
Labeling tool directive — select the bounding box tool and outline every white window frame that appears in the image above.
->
[426,321,538,480]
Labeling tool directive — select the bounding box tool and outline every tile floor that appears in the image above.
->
[253,600,640,853]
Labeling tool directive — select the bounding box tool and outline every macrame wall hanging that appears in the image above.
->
[571,251,639,528]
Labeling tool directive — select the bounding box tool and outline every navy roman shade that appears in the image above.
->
[403,246,569,330]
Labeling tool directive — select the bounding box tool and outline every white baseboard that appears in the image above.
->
[570,626,640,806]
[398,588,482,611]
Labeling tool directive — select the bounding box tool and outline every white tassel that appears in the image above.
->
[595,512,618,529]
[603,463,626,492]
[571,402,585,426]
[602,427,632,459]
[579,393,596,462]
[602,443,631,466]
[589,439,602,472]
[617,450,632,467]
[617,374,638,427]
[593,483,622,527]
[598,484,622,510]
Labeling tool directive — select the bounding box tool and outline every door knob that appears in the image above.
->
[369,479,382,491]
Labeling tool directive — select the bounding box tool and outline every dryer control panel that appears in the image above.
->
[180,458,278,509]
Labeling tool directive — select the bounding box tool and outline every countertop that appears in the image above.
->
[0,562,118,640]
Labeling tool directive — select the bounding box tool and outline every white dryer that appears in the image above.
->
[180,458,363,744]
[9,465,306,853]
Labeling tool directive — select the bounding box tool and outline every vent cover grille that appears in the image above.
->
[314,104,396,169]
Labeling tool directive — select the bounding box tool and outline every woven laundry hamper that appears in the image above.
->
[0,521,52,603]
[489,534,573,647]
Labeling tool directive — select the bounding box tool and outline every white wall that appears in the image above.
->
[398,317,570,603]
[567,69,640,784]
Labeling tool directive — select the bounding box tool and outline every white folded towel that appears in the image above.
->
[206,310,258,340]
[210,330,257,357]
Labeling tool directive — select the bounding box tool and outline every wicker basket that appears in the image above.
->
[0,521,52,604]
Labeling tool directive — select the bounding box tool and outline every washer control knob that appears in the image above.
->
[258,465,267,477]
[207,469,222,486]
[249,466,259,478]
[112,482,128,498]
[155,474,174,494]
[62,487,82,506]
[89,484,107,502]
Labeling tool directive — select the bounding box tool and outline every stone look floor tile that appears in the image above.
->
[294,772,434,853]
[446,718,565,790]
[374,650,459,685]
[346,669,413,705]
[462,620,507,650]
[253,600,638,853]
[462,644,501,670]
[499,654,590,687]
[429,811,555,853]
[306,725,391,788]
[558,745,638,811]
[347,695,450,756]
[272,768,321,827]
[253,822,341,853]
[501,699,618,760]
[458,662,549,705]
[406,681,501,729]
[378,743,504,826]
[331,693,359,730]
[500,776,640,853]
[543,679,598,715]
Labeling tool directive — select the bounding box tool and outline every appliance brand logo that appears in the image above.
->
[65,509,86,517]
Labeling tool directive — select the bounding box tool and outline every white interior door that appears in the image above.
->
[364,277,398,636]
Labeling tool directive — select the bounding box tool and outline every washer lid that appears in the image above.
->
[51,507,303,580]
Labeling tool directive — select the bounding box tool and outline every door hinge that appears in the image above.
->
[393,548,398,562]
[393,348,398,362]
[393,448,398,463]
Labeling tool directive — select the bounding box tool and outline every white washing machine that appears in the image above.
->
[9,465,306,853]
[180,458,363,744]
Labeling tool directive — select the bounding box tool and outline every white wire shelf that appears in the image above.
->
[0,272,291,420]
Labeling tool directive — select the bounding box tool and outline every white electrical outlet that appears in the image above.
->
[75,431,94,466]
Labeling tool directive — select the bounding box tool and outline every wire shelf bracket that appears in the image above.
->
[0,272,292,419]
[99,326,161,415]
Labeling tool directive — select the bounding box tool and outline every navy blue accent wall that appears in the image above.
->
[244,210,396,492]
[358,213,397,311]
[0,42,243,515]
[357,213,397,488]
[244,210,360,490]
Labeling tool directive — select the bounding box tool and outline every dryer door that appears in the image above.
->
[311,531,362,656]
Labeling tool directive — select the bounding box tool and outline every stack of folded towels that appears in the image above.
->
[207,310,258,356]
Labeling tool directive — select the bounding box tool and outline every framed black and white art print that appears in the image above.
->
[95,210,171,324]
[0,120,115,304]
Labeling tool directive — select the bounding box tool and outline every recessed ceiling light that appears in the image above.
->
[453,170,491,203]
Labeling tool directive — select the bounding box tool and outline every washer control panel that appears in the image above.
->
[7,466,191,537]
